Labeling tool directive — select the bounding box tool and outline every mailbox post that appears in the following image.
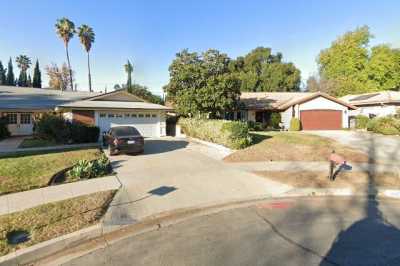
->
[329,150,346,181]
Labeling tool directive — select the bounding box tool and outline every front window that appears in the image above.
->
[6,113,17,124]
[20,113,31,124]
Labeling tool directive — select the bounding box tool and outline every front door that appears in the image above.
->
[6,113,33,136]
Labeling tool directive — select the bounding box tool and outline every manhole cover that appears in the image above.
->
[257,201,294,209]
[6,230,30,245]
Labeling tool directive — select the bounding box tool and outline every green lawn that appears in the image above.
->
[18,138,57,148]
[224,131,369,163]
[0,190,115,257]
[0,148,103,195]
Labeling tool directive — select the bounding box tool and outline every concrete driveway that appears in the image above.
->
[103,137,291,230]
[307,130,400,164]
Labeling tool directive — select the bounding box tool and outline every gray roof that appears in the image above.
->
[57,100,172,110]
[341,91,400,106]
[0,85,100,110]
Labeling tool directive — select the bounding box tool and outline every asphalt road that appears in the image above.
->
[62,196,400,266]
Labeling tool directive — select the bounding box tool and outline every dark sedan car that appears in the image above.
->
[104,126,144,155]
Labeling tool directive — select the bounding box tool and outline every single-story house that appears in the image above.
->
[230,91,356,130]
[341,91,400,118]
[0,85,172,137]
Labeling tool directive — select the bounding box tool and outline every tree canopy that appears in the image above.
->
[114,83,163,105]
[317,26,400,96]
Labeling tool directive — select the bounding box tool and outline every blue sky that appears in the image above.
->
[0,0,399,95]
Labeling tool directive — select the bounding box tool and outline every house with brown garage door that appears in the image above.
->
[0,85,172,137]
[233,91,357,130]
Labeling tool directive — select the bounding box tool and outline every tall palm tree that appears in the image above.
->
[124,60,133,92]
[55,17,75,91]
[15,55,32,87]
[77,24,95,92]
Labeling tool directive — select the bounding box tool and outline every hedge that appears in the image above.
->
[355,115,369,129]
[34,114,100,144]
[289,118,301,131]
[366,116,400,135]
[179,118,252,149]
[0,117,10,140]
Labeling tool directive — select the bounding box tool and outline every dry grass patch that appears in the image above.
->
[0,190,115,257]
[255,171,400,190]
[0,148,103,195]
[224,132,369,163]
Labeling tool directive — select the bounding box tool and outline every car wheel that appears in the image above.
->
[108,145,116,156]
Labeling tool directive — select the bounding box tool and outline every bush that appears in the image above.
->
[0,117,10,140]
[269,112,281,129]
[289,118,301,131]
[68,154,111,180]
[179,118,252,149]
[355,115,369,129]
[247,121,265,131]
[366,116,400,135]
[34,114,100,144]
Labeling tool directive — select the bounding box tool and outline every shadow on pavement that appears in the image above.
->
[320,133,400,266]
[143,139,189,155]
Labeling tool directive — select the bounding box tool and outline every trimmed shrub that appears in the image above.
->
[67,154,111,180]
[269,112,281,129]
[366,117,400,135]
[35,114,100,143]
[355,115,369,129]
[289,118,301,131]
[0,117,10,140]
[179,118,252,149]
[247,121,265,131]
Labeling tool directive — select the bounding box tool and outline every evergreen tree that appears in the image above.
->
[0,61,6,85]
[6,58,15,86]
[32,60,42,88]
[27,74,32,87]
[17,71,28,87]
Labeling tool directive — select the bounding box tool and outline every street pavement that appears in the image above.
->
[62,196,400,266]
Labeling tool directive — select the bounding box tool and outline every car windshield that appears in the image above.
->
[111,127,140,136]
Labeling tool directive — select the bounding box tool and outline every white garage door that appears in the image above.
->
[97,112,160,137]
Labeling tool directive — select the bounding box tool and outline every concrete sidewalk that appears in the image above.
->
[0,142,100,156]
[226,161,400,173]
[0,176,121,216]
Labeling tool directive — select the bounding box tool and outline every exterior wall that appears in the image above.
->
[350,105,397,118]
[159,111,166,137]
[298,97,349,128]
[281,107,293,130]
[63,112,73,122]
[247,110,256,122]
[72,110,95,125]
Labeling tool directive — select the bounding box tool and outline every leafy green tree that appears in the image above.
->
[230,47,300,92]
[16,55,32,87]
[317,26,400,96]
[32,60,42,88]
[0,61,6,85]
[165,49,241,117]
[77,24,95,92]
[6,58,15,86]
[55,17,75,91]
[124,60,133,92]
[27,74,32,87]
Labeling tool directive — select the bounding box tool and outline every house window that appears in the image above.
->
[138,114,144,118]
[152,114,157,118]
[131,114,137,118]
[292,106,295,117]
[116,114,123,118]
[145,114,151,118]
[108,114,115,118]
[99,113,106,118]
[124,114,130,118]
[20,113,31,124]
[6,113,17,124]
[236,111,241,120]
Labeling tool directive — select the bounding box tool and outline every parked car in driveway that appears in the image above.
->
[103,126,144,155]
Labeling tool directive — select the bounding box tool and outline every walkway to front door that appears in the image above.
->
[0,136,26,153]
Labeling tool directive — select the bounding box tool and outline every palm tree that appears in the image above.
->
[55,17,75,91]
[124,60,133,92]
[15,55,32,87]
[77,24,95,92]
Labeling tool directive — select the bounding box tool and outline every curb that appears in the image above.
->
[3,188,400,265]
[187,137,235,156]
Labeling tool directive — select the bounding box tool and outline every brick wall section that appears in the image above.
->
[72,110,95,125]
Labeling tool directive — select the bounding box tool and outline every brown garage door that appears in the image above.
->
[300,110,342,130]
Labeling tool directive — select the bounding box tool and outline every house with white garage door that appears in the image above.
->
[233,91,357,130]
[0,85,172,137]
